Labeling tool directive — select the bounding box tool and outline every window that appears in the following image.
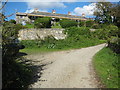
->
[20,16,23,18]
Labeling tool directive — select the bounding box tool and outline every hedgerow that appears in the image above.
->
[59,19,78,28]
[34,17,51,28]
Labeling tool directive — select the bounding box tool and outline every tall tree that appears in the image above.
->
[94,2,113,23]
[111,2,120,27]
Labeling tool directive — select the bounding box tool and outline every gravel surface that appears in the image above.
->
[26,44,106,88]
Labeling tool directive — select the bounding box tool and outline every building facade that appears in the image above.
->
[16,9,90,24]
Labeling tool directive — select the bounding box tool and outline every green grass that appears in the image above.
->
[51,25,62,28]
[25,24,34,28]
[20,39,106,54]
[93,47,119,88]
[51,22,62,28]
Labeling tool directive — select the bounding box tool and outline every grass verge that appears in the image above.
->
[93,47,119,88]
[20,39,106,54]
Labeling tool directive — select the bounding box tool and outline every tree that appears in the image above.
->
[94,2,113,23]
[111,2,120,28]
[9,19,16,24]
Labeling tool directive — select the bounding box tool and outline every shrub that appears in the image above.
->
[13,24,26,30]
[59,19,78,28]
[25,23,34,29]
[91,23,100,29]
[79,21,85,27]
[9,19,16,24]
[107,24,119,37]
[2,20,33,88]
[34,17,51,28]
[85,20,94,27]
[38,35,57,48]
[64,26,91,38]
[92,29,109,40]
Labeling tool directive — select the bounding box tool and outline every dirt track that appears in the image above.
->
[26,44,106,88]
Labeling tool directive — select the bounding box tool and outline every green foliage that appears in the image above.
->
[92,29,109,40]
[59,19,78,28]
[21,27,106,50]
[94,2,113,23]
[108,37,120,53]
[91,24,119,40]
[85,20,94,27]
[64,27,91,38]
[79,21,85,27]
[91,23,100,29]
[9,19,16,24]
[107,25,118,37]
[2,57,33,89]
[2,20,34,89]
[93,47,119,88]
[34,17,51,28]
[20,40,38,48]
[51,22,62,28]
[25,23,34,28]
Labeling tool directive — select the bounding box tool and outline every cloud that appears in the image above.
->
[8,0,120,2]
[72,3,96,16]
[25,8,48,13]
[26,0,67,9]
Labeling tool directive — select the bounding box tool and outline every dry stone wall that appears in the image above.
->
[18,28,66,40]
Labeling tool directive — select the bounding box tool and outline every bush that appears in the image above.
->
[91,24,100,29]
[85,20,94,27]
[37,35,57,48]
[34,17,51,28]
[79,21,85,27]
[64,26,91,38]
[92,29,109,40]
[13,24,26,30]
[25,23,34,29]
[59,19,78,28]
[9,19,16,24]
[107,25,119,37]
[20,40,38,48]
[2,21,33,89]
[91,24,119,40]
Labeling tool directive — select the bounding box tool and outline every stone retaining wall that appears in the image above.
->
[18,28,66,40]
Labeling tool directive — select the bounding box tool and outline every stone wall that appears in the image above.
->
[18,28,66,40]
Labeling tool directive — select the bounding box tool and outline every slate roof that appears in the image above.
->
[16,11,90,21]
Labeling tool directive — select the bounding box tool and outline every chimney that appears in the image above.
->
[34,8,39,12]
[52,9,56,14]
[68,11,71,15]
[82,13,85,17]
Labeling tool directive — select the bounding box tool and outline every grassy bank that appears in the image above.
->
[93,47,119,88]
[20,39,106,54]
[20,27,106,54]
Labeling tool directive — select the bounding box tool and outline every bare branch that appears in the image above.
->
[5,13,14,18]
[0,0,8,10]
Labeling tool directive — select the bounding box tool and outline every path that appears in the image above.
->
[26,44,106,88]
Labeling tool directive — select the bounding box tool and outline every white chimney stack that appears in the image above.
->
[52,9,56,14]
[82,13,85,17]
[34,8,39,12]
[68,11,71,15]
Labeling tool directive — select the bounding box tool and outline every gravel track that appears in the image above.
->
[26,44,106,88]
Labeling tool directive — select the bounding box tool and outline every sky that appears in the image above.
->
[3,1,119,20]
